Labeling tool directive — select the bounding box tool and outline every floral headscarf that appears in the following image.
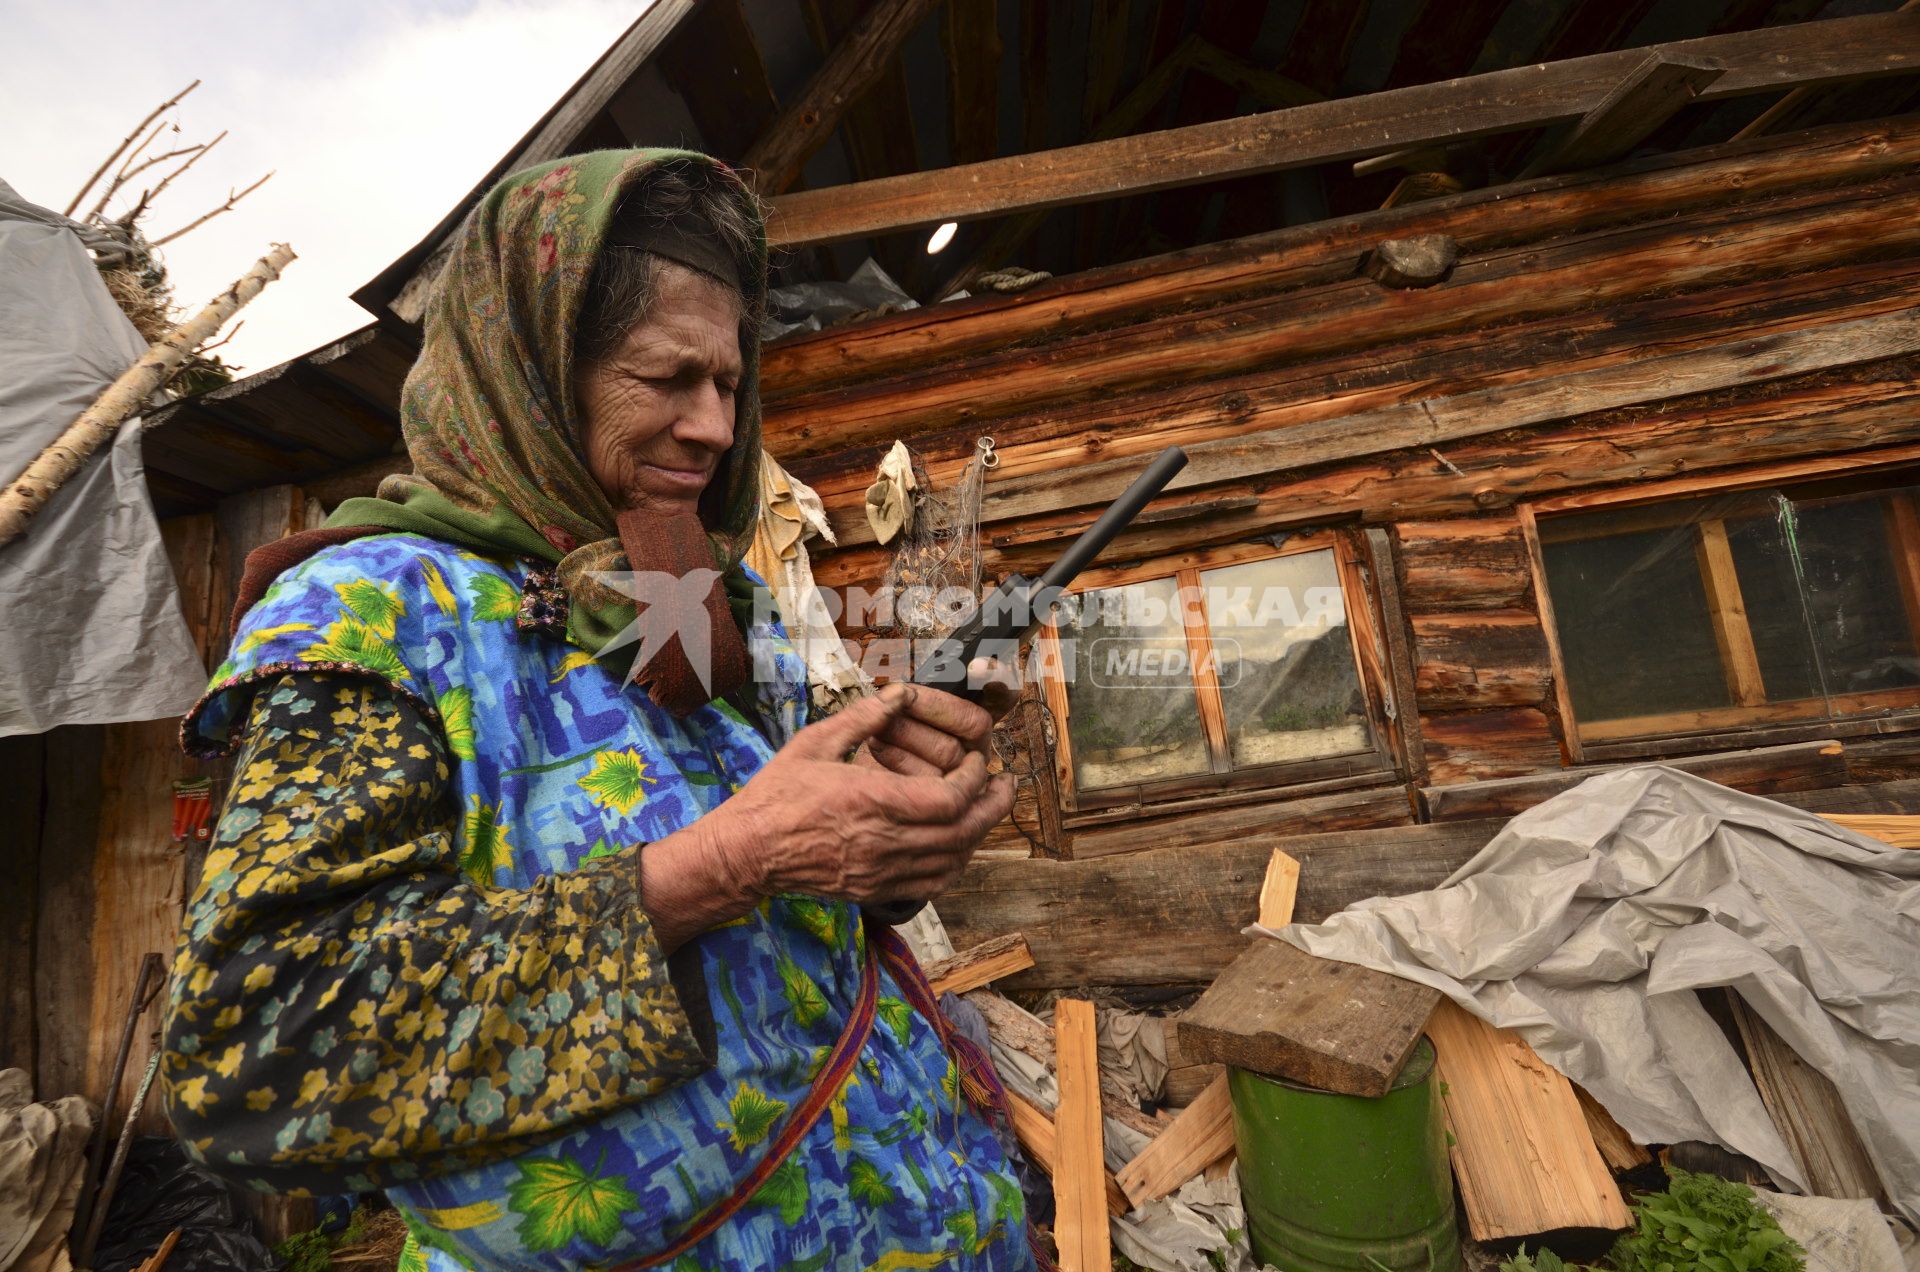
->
[328,150,767,708]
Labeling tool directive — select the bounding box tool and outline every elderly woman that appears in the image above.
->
[165,151,1032,1270]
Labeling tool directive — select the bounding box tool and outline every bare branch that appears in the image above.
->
[150,170,273,246]
[124,130,227,225]
[190,321,244,357]
[90,139,201,222]
[64,79,200,217]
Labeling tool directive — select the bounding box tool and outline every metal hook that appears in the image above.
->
[977,436,999,469]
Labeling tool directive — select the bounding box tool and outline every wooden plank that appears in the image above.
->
[1426,999,1632,1240]
[1161,1022,1225,1109]
[1820,812,1920,847]
[1695,519,1769,708]
[1420,739,1850,822]
[1006,1092,1130,1216]
[1177,940,1440,1096]
[659,0,781,161]
[943,0,1001,167]
[33,725,103,1103]
[1575,1084,1653,1172]
[1066,782,1413,861]
[965,308,1920,541]
[925,933,1035,996]
[1362,527,1428,785]
[1523,54,1728,178]
[1397,518,1534,612]
[943,817,1504,988]
[1728,995,1884,1202]
[1381,0,1512,92]
[763,12,1920,246]
[1114,1073,1236,1207]
[1053,998,1110,1272]
[1257,850,1300,928]
[1422,707,1564,786]
[743,0,943,197]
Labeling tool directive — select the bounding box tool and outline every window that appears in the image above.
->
[1036,536,1395,808]
[1531,469,1920,747]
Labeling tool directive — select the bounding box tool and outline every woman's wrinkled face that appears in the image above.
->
[575,261,743,518]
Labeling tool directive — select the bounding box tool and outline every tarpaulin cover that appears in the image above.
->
[1272,767,1920,1223]
[0,179,206,736]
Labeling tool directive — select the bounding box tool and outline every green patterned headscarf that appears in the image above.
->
[329,149,766,664]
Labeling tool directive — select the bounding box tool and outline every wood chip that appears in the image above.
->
[926,933,1036,996]
[1114,1072,1236,1207]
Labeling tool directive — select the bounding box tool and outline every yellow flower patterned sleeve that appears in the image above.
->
[162,673,710,1195]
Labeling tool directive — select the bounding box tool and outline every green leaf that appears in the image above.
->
[778,956,829,1028]
[848,1156,895,1208]
[578,748,658,815]
[439,686,477,761]
[782,896,846,950]
[334,579,405,637]
[987,1170,1024,1228]
[877,996,915,1047]
[753,1157,809,1225]
[467,572,522,622]
[459,797,514,886]
[682,770,721,786]
[301,618,408,682]
[505,1154,637,1253]
[718,1081,787,1153]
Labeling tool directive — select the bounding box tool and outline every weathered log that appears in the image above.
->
[1412,611,1555,710]
[1396,517,1536,612]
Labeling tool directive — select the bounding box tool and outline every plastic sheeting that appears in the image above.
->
[0,1069,92,1272]
[1273,767,1920,1223]
[0,179,206,736]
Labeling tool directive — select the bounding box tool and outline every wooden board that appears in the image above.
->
[1820,812,1920,847]
[965,990,1161,1139]
[1160,1022,1225,1109]
[1178,940,1440,1097]
[763,12,1920,246]
[1006,1092,1130,1217]
[1052,998,1110,1272]
[925,934,1035,996]
[1426,1000,1631,1240]
[1728,996,1884,1202]
[1114,1073,1236,1208]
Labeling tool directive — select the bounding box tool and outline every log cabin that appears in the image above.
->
[6,3,1920,1224]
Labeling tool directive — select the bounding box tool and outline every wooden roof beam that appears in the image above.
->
[943,0,1001,166]
[764,10,1920,249]
[1735,0,1920,143]
[1520,53,1727,178]
[743,0,944,197]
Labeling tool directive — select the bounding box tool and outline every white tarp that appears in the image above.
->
[0,179,206,735]
[1272,767,1920,1223]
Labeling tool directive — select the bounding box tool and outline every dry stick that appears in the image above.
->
[127,130,227,225]
[64,79,200,217]
[87,121,171,220]
[0,241,295,549]
[75,1052,163,1270]
[68,953,167,1258]
[151,170,272,247]
[94,144,203,221]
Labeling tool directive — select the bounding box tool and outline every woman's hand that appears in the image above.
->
[720,686,1015,904]
[864,656,1024,778]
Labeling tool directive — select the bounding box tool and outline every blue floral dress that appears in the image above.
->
[169,533,1031,1271]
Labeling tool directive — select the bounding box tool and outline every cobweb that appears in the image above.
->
[878,438,995,639]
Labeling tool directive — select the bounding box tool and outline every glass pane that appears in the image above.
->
[1538,501,1736,724]
[1724,501,1822,704]
[1059,576,1212,791]
[1790,489,1920,698]
[1199,550,1373,768]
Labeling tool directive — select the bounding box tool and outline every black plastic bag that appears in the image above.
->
[90,1137,280,1272]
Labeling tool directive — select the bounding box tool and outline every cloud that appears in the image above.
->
[1,0,645,373]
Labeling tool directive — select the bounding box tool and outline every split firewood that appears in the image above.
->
[926,933,1035,996]
[0,242,295,550]
[1820,812,1920,847]
[1113,1072,1236,1208]
[1053,998,1110,1272]
[964,988,1161,1138]
[1006,1092,1129,1216]
[1574,1084,1652,1172]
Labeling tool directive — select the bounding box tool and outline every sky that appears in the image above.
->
[1,0,647,374]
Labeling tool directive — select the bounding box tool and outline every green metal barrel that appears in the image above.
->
[1228,1038,1459,1272]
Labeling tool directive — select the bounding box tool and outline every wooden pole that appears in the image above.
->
[0,242,295,550]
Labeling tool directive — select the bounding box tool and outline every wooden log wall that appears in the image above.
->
[765,116,1920,857]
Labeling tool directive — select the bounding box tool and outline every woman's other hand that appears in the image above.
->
[717,686,1015,907]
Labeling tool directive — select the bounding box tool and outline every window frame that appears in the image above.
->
[1519,444,1920,762]
[1035,531,1400,813]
